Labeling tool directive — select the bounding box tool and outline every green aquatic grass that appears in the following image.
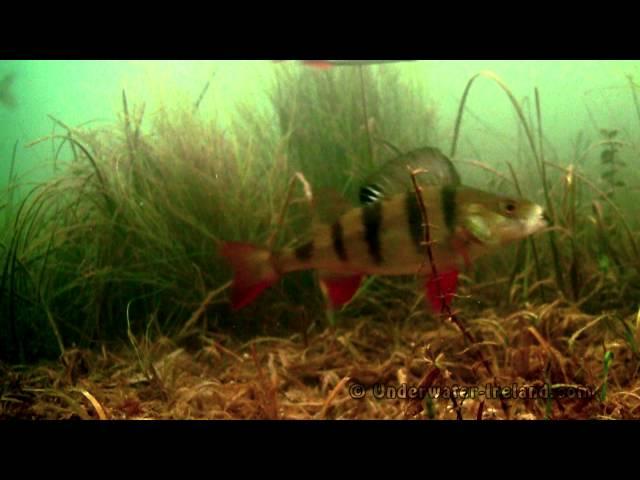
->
[0,65,438,362]
[600,350,614,401]
[451,71,640,313]
[264,65,436,202]
[451,71,565,298]
[2,108,262,359]
[1,65,639,364]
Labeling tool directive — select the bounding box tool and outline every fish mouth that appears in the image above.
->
[496,206,547,245]
[524,206,548,235]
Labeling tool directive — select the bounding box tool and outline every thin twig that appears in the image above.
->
[535,87,565,293]
[451,395,463,420]
[133,103,145,149]
[408,166,510,418]
[4,140,18,231]
[193,71,216,112]
[546,161,639,261]
[407,167,476,344]
[180,281,232,337]
[506,161,545,304]
[267,172,313,251]
[122,90,135,164]
[373,137,403,156]
[47,115,78,163]
[404,367,440,417]
[628,75,640,129]
[78,389,108,420]
[318,376,350,418]
[449,72,564,295]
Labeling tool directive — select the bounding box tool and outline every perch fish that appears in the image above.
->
[221,147,547,312]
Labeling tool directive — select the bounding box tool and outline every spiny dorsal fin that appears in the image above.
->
[359,147,461,204]
[312,187,354,225]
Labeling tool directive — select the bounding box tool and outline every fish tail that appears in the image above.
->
[220,242,281,310]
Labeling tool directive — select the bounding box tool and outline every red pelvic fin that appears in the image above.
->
[425,270,459,312]
[319,272,363,309]
[220,242,280,310]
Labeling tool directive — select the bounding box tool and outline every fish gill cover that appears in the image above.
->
[1,60,640,420]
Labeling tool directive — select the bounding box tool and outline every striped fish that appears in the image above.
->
[221,147,547,312]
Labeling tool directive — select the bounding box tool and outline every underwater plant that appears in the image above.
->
[0,65,440,362]
[2,61,640,421]
[598,128,625,198]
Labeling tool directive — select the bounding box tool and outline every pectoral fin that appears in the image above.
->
[425,270,459,312]
[318,271,364,309]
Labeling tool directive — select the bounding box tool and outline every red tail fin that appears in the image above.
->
[220,242,280,310]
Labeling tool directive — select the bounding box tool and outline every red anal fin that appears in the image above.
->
[425,270,459,313]
[319,273,363,309]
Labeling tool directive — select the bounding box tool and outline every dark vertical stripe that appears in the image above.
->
[441,185,457,232]
[331,221,348,262]
[405,191,423,253]
[294,241,314,261]
[361,201,383,265]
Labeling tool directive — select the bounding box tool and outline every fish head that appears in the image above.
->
[458,188,547,247]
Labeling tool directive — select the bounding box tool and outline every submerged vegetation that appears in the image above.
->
[1,63,640,419]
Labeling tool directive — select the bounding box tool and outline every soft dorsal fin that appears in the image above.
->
[359,147,461,204]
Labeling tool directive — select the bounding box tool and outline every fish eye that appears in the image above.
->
[503,201,517,215]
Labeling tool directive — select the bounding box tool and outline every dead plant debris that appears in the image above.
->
[2,301,637,420]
